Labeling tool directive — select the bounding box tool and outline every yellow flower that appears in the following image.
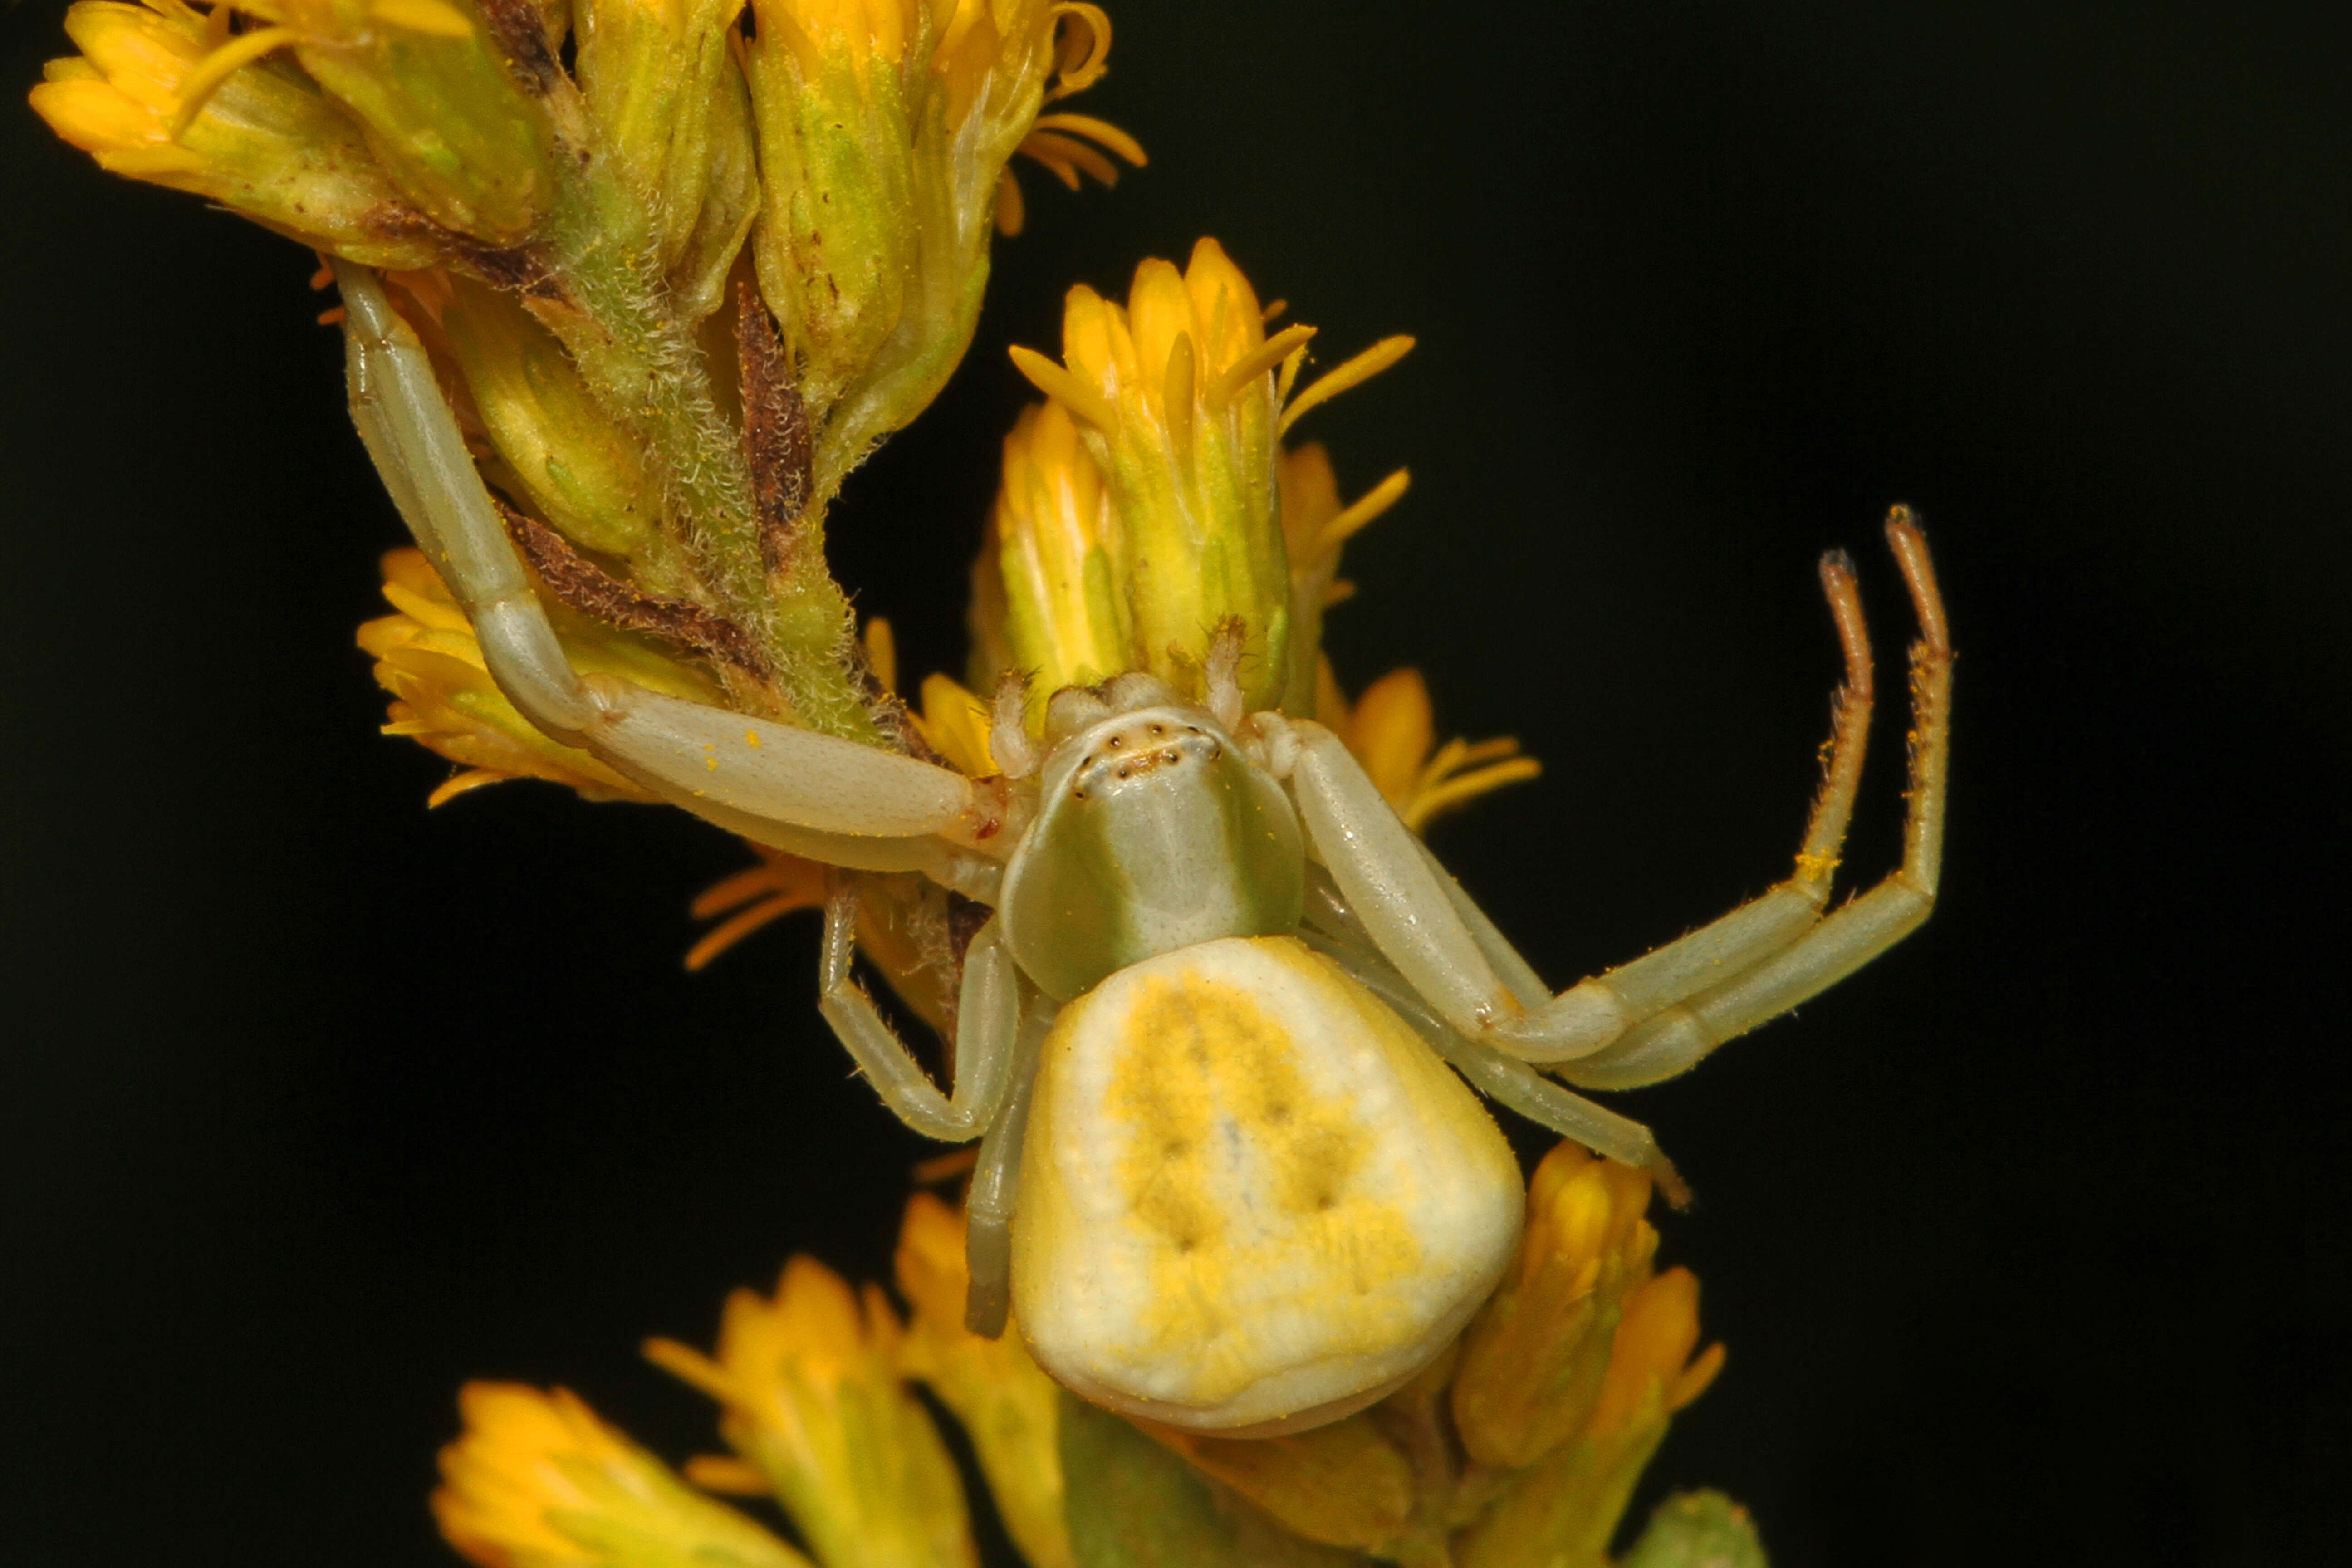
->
[47,0,561,248]
[683,845,832,972]
[358,547,723,808]
[31,0,446,267]
[1010,239,1412,710]
[905,671,1001,777]
[646,1256,978,1568]
[1456,1263,1725,1568]
[1325,666,1540,833]
[744,0,1138,496]
[895,1191,1075,1568]
[976,386,1517,797]
[426,1146,1730,1568]
[1451,1143,1660,1469]
[433,1382,813,1568]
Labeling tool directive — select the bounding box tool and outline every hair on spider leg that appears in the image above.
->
[990,668,1039,779]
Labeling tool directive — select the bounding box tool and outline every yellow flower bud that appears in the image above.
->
[31,0,444,268]
[744,0,1129,495]
[433,273,667,560]
[1452,1143,1660,1470]
[573,0,760,318]
[645,1255,979,1568]
[989,397,1130,720]
[664,44,762,323]
[357,547,722,806]
[1010,239,1294,706]
[253,0,564,245]
[1455,1262,1725,1568]
[1585,1267,1725,1446]
[1620,1491,1769,1568]
[1010,240,1414,712]
[432,1382,813,1568]
[895,1191,1075,1568]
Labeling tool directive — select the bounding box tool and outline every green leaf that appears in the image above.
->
[1618,1490,1769,1568]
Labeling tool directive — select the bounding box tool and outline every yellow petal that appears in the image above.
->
[1279,334,1416,438]
[1310,466,1411,560]
[369,0,477,38]
[1009,344,1118,432]
[1343,668,1436,808]
[1030,111,1146,166]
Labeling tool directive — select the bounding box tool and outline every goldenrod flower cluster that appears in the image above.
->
[37,0,1134,738]
[34,0,1517,804]
[434,1149,1754,1568]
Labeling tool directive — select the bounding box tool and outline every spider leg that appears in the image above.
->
[1289,514,1946,1080]
[964,990,1056,1338]
[1481,544,1879,1057]
[1300,924,1689,1205]
[333,261,983,857]
[1557,516,1950,1088]
[815,876,1022,1143]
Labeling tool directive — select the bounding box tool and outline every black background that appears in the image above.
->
[3,2,2348,1563]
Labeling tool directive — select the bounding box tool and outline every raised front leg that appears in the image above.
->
[1289,515,1948,1082]
[1558,517,1950,1088]
[333,261,987,865]
[815,876,1022,1144]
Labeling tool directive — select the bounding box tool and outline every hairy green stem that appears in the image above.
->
[527,144,878,741]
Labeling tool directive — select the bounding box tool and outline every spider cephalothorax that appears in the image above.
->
[1000,681,1305,1001]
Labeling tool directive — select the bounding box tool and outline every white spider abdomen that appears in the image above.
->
[1013,935,1523,1435]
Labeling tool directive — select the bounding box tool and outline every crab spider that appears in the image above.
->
[335,261,1951,1435]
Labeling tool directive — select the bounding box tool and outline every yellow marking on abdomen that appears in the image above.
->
[1103,963,1421,1377]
